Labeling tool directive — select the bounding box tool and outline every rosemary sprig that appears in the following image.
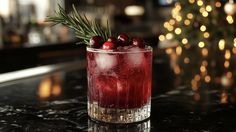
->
[45,4,111,45]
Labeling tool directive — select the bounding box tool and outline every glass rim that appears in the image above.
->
[87,46,153,54]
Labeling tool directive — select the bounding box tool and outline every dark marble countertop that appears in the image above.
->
[0,56,236,132]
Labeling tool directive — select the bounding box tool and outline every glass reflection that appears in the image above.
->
[38,73,63,99]
[88,119,151,132]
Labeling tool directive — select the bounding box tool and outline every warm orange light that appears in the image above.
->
[187,13,193,19]
[221,91,228,104]
[38,78,52,98]
[202,48,208,56]
[232,47,236,54]
[205,75,211,83]
[165,48,173,54]
[176,46,182,55]
[215,2,221,7]
[202,60,208,66]
[224,61,230,68]
[174,66,181,74]
[203,32,210,38]
[52,84,62,96]
[191,79,198,91]
[226,71,233,79]
[200,65,206,73]
[194,74,201,81]
[184,19,191,25]
[184,57,190,64]
[225,50,231,60]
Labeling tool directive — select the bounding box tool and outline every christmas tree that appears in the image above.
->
[159,0,236,91]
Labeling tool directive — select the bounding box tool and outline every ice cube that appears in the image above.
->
[95,53,117,70]
[127,47,144,66]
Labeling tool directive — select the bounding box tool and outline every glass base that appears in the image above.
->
[88,101,151,124]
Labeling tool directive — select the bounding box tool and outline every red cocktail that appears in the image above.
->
[87,46,152,123]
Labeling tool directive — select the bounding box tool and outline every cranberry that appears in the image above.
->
[89,36,104,48]
[107,36,117,43]
[132,37,145,48]
[118,34,129,46]
[102,41,116,50]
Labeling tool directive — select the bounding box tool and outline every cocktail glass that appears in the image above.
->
[87,46,152,123]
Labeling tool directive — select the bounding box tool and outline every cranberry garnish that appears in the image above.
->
[118,34,129,46]
[89,36,104,48]
[102,41,116,50]
[132,37,145,48]
[107,36,117,43]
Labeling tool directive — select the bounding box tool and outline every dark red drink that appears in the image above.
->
[87,46,152,123]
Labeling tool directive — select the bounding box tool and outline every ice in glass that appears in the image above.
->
[87,46,152,123]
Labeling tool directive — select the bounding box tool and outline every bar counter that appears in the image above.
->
[0,55,236,132]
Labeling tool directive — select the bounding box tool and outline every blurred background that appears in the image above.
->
[0,0,235,79]
[0,0,173,73]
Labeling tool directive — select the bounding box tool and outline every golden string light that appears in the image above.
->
[169,19,176,25]
[197,0,203,6]
[159,35,165,41]
[166,33,174,40]
[175,28,182,34]
[206,5,212,12]
[199,7,205,13]
[189,0,195,4]
[203,32,210,38]
[202,11,209,17]
[200,25,206,32]
[226,15,234,24]
[205,75,211,83]
[176,16,182,22]
[175,3,182,10]
[182,38,188,44]
[187,13,193,19]
[218,39,226,50]
[184,19,191,25]
[198,41,205,48]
